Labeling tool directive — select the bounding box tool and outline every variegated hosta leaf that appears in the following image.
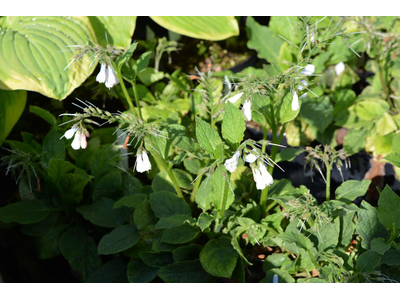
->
[150,16,239,41]
[0,16,97,100]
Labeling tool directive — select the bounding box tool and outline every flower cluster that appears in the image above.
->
[96,63,120,89]
[61,126,89,150]
[291,64,316,112]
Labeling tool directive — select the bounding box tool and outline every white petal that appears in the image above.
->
[245,152,257,163]
[105,66,119,89]
[225,92,244,104]
[71,132,82,150]
[224,151,240,173]
[96,63,107,83]
[252,162,273,190]
[136,151,151,173]
[241,100,252,121]
[335,62,345,76]
[292,91,299,111]
[298,80,308,91]
[301,64,315,76]
[80,134,87,149]
[64,127,78,140]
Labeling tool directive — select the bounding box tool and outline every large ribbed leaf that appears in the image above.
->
[0,16,97,100]
[89,16,137,48]
[0,89,26,145]
[150,16,239,41]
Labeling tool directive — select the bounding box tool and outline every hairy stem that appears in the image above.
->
[325,161,332,201]
[190,174,203,204]
[132,81,143,120]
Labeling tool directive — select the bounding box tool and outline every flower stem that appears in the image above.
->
[190,174,203,204]
[151,151,184,199]
[325,162,332,201]
[218,175,230,218]
[132,81,143,120]
[116,71,138,118]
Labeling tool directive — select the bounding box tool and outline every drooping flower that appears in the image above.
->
[105,65,120,89]
[70,131,88,150]
[292,90,299,111]
[245,152,257,163]
[224,151,240,173]
[251,161,274,190]
[136,149,152,173]
[62,127,78,140]
[298,79,308,91]
[335,62,345,76]
[96,63,107,83]
[241,99,252,121]
[225,92,244,104]
[301,64,315,76]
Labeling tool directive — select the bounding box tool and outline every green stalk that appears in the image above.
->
[218,175,230,218]
[190,174,203,204]
[115,70,138,118]
[132,81,143,120]
[325,161,332,201]
[151,151,184,199]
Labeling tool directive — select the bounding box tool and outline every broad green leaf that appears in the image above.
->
[172,244,203,262]
[139,251,174,268]
[133,200,157,230]
[373,132,395,157]
[269,16,301,44]
[263,253,291,271]
[41,126,65,164]
[113,194,147,209]
[333,89,356,117]
[127,259,158,283]
[300,96,333,133]
[279,231,313,251]
[195,177,212,212]
[150,16,239,41]
[344,128,368,155]
[158,260,212,283]
[59,227,102,281]
[377,185,400,232]
[76,198,126,228]
[275,147,304,163]
[149,191,191,218]
[246,16,283,66]
[86,260,128,283]
[172,169,193,190]
[134,51,152,75]
[115,42,137,69]
[155,214,193,230]
[371,238,390,255]
[260,269,295,283]
[335,180,371,202]
[0,16,97,100]
[354,100,388,121]
[88,16,136,48]
[0,90,27,145]
[313,219,340,251]
[33,223,67,259]
[98,224,140,255]
[222,102,246,146]
[384,152,400,168]
[151,171,176,194]
[210,168,235,211]
[0,200,58,224]
[381,249,400,266]
[195,116,223,157]
[377,112,397,135]
[197,212,214,231]
[356,250,381,272]
[92,171,122,201]
[200,236,238,278]
[121,173,142,196]
[356,201,388,249]
[137,67,164,86]
[161,224,200,244]
[338,210,356,247]
[29,105,56,126]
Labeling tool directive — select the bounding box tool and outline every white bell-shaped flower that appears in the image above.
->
[245,152,257,163]
[292,90,299,111]
[71,131,83,150]
[241,99,252,121]
[80,133,88,149]
[298,79,308,91]
[301,64,315,76]
[63,127,78,140]
[251,161,273,190]
[136,150,152,173]
[225,92,243,104]
[335,62,345,76]
[105,65,120,89]
[224,151,240,173]
[96,63,107,83]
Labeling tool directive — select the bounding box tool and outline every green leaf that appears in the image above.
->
[59,227,102,281]
[222,102,246,145]
[34,223,68,259]
[88,16,136,48]
[133,200,157,230]
[378,185,400,232]
[149,191,191,218]
[93,171,122,201]
[134,51,152,75]
[197,212,214,231]
[113,194,147,209]
[333,89,356,117]
[263,253,291,271]
[76,198,126,228]
[0,90,27,145]
[260,269,295,283]
[0,17,97,100]
[210,168,235,211]
[172,244,203,262]
[86,260,128,283]
[115,42,137,69]
[277,91,301,123]
[313,219,340,251]
[29,105,56,126]
[377,112,398,135]
[195,116,223,157]
[335,180,371,201]
[42,127,65,164]
[150,16,239,41]
[139,251,174,268]
[356,250,381,272]
[279,231,313,252]
[344,128,368,155]
[195,178,212,212]
[384,152,400,168]
[158,260,212,283]
[300,96,334,133]
[354,100,388,121]
[137,67,164,86]
[98,224,140,255]
[371,237,390,255]
[246,16,283,66]
[269,16,301,44]
[275,147,304,163]
[172,169,193,190]
[200,236,238,278]
[0,200,58,224]
[121,173,142,196]
[155,214,193,230]
[127,259,158,283]
[161,224,200,244]
[357,201,389,249]
[381,248,400,266]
